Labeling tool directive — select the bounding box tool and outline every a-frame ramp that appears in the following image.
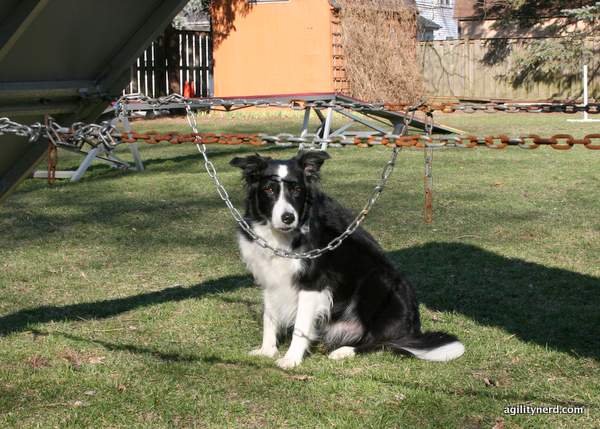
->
[0,0,188,203]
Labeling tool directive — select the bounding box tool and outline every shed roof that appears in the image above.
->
[417,15,442,30]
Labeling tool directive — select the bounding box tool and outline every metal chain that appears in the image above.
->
[112,130,600,150]
[385,101,600,114]
[114,93,398,112]
[112,93,600,114]
[0,117,46,142]
[4,117,600,152]
[184,102,416,260]
[3,94,598,255]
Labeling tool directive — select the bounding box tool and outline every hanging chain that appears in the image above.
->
[184,101,416,260]
[3,95,597,255]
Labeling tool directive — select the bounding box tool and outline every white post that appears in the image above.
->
[568,64,600,123]
[583,64,589,121]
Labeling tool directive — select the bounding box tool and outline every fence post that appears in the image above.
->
[155,34,167,96]
[165,26,181,94]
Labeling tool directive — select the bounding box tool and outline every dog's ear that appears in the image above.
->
[230,154,270,181]
[295,151,330,179]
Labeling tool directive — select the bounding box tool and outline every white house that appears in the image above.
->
[416,0,458,40]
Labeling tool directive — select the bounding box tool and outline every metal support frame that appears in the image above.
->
[113,114,144,173]
[70,146,130,181]
[34,114,144,182]
[300,107,311,137]
[298,106,311,151]
[33,145,140,182]
[334,108,391,135]
[320,107,333,150]
[66,113,144,182]
[34,92,458,218]
[110,93,460,135]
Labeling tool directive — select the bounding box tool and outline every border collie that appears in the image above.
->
[230,151,464,369]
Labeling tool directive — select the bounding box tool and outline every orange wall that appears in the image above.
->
[211,0,334,97]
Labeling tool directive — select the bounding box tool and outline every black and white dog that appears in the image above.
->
[230,151,464,369]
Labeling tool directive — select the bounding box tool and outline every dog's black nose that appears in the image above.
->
[281,212,296,225]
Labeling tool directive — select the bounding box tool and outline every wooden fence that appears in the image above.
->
[124,30,212,98]
[418,38,599,101]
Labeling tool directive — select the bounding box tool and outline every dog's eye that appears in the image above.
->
[263,186,274,194]
[292,186,303,194]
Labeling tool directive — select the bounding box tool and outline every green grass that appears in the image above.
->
[1,111,599,428]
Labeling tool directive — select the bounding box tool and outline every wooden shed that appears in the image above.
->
[210,0,339,98]
[210,0,420,100]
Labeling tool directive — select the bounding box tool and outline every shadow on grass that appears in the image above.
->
[0,275,252,337]
[77,145,294,178]
[83,144,295,176]
[12,145,297,196]
[389,242,600,360]
[142,144,295,166]
[2,243,599,361]
[1,190,239,248]
[37,330,265,369]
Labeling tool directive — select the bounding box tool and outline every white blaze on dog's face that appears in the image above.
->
[257,161,307,233]
[229,151,331,233]
[270,165,299,231]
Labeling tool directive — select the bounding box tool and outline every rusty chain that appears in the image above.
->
[90,130,600,151]
[0,96,425,259]
[2,117,600,151]
[1,95,599,257]
[47,141,57,184]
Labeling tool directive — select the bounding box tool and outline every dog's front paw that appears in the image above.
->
[276,355,302,369]
[248,346,278,358]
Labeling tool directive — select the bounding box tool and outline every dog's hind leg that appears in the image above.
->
[328,346,356,360]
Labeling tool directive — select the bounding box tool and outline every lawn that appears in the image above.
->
[1,110,599,428]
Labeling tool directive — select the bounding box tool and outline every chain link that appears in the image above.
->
[384,101,600,114]
[4,118,600,152]
[116,130,600,150]
[2,94,599,257]
[183,102,415,259]
[113,93,392,113]
[112,93,600,115]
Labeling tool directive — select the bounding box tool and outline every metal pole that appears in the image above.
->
[321,107,333,151]
[567,64,600,123]
[298,107,312,151]
[300,107,311,137]
[583,64,589,122]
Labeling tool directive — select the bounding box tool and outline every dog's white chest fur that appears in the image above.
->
[238,224,304,326]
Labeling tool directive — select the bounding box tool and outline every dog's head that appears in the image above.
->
[230,151,330,233]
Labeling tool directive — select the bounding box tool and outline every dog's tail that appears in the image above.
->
[358,331,465,362]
